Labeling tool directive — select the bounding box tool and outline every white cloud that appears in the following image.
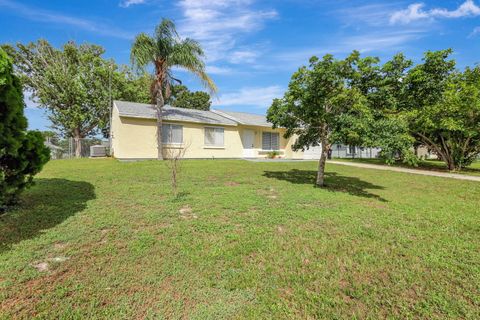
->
[390,1,480,24]
[390,3,430,24]
[228,50,259,64]
[431,0,480,18]
[469,26,480,37]
[205,65,234,75]
[345,30,424,52]
[212,86,284,108]
[337,3,401,27]
[0,0,133,39]
[177,0,277,62]
[273,30,424,69]
[119,0,146,8]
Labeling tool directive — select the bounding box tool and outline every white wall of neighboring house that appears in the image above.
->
[303,145,323,159]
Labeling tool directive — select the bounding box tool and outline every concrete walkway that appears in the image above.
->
[327,160,480,182]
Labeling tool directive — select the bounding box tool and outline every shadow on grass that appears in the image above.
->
[263,169,386,201]
[0,178,95,253]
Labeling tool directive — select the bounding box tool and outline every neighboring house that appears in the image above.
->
[110,100,380,160]
[331,144,382,159]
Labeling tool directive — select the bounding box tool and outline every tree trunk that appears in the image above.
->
[74,128,82,158]
[316,134,329,187]
[447,158,455,171]
[156,90,164,160]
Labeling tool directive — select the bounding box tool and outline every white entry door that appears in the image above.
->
[303,144,322,159]
[242,130,256,158]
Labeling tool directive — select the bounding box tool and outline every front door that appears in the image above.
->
[242,130,256,158]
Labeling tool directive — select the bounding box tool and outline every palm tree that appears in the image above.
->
[130,18,217,160]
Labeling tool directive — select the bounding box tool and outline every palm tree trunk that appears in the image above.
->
[156,90,164,160]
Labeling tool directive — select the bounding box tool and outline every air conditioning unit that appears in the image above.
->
[90,145,107,157]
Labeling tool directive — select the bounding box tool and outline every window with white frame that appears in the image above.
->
[262,132,279,150]
[348,145,356,154]
[204,127,224,147]
[161,124,183,144]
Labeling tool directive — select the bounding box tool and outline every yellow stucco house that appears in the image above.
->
[110,100,321,160]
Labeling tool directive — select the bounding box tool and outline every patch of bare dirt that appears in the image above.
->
[53,242,67,250]
[179,205,198,219]
[276,225,286,234]
[31,262,49,272]
[257,187,279,200]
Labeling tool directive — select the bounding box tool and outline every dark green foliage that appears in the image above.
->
[267,53,375,186]
[114,68,152,104]
[167,85,211,110]
[403,50,480,170]
[0,48,50,209]
[10,40,114,141]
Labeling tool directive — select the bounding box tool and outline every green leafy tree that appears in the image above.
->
[404,49,480,170]
[0,48,50,209]
[167,85,211,110]
[8,40,115,157]
[130,18,217,160]
[346,52,417,165]
[268,54,369,187]
[114,67,152,104]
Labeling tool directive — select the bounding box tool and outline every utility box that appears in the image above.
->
[90,145,107,157]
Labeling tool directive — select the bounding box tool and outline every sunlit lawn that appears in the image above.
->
[1,159,479,319]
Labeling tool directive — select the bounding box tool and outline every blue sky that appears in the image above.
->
[1,0,480,131]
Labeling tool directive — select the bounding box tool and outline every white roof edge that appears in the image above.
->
[119,113,238,126]
[211,109,245,125]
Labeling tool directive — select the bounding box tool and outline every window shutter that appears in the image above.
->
[161,124,170,143]
[205,128,215,145]
[171,125,183,144]
[272,133,279,150]
[262,132,271,150]
[262,132,279,150]
[215,128,224,146]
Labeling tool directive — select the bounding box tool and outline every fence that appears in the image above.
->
[331,144,381,159]
[45,138,110,159]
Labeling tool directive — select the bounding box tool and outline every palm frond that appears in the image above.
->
[155,19,177,57]
[130,33,156,72]
[169,38,217,94]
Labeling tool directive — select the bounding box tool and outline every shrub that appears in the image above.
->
[266,151,280,159]
[0,48,50,210]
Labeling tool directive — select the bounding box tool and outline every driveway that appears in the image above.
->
[245,158,480,182]
[327,160,480,182]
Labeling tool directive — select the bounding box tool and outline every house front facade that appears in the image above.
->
[110,100,305,160]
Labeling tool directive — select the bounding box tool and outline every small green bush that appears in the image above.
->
[266,151,280,159]
[0,48,50,210]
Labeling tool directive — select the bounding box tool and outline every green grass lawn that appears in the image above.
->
[1,159,479,319]
[333,157,480,176]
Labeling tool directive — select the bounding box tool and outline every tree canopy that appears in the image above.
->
[268,53,371,186]
[0,48,50,209]
[167,85,211,110]
[268,49,480,187]
[403,49,480,170]
[6,40,115,156]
